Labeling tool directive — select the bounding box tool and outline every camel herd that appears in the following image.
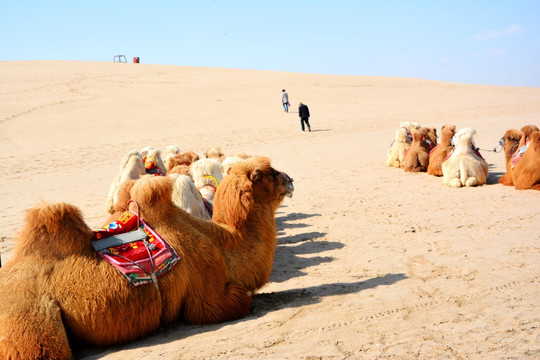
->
[387,122,540,190]
[0,146,294,359]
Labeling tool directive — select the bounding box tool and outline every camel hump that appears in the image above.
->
[130,175,174,208]
[14,202,92,260]
[529,131,540,150]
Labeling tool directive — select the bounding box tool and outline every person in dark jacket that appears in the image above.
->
[298,102,311,132]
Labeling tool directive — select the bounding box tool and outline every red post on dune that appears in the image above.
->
[133,57,140,63]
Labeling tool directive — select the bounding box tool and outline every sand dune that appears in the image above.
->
[1,61,539,359]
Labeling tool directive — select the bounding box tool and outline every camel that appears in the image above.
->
[140,146,155,159]
[442,127,488,187]
[222,155,248,176]
[143,148,167,176]
[497,128,522,186]
[403,128,431,172]
[169,174,212,219]
[424,127,437,149]
[162,144,181,163]
[104,150,146,214]
[205,146,224,160]
[166,153,196,175]
[190,158,223,206]
[0,157,293,359]
[427,124,456,176]
[386,127,412,168]
[510,125,539,186]
[512,131,540,190]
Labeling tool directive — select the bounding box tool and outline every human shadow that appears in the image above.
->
[76,274,408,359]
[310,128,331,132]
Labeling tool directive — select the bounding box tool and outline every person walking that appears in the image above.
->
[298,102,311,132]
[282,89,289,112]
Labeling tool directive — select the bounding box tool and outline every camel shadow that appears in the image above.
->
[487,163,504,184]
[252,273,408,316]
[76,274,408,359]
[274,211,339,283]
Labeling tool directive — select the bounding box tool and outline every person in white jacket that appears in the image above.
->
[282,89,289,112]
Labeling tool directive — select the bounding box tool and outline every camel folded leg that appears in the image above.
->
[183,281,252,325]
[0,294,72,360]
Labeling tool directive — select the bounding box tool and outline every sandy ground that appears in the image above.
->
[1,61,539,359]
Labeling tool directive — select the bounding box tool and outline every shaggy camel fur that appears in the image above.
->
[386,127,412,168]
[166,153,195,175]
[0,157,291,359]
[205,146,224,159]
[170,174,212,219]
[428,124,456,176]
[512,131,540,190]
[442,127,488,187]
[423,127,437,149]
[104,150,146,214]
[498,128,522,186]
[190,158,223,205]
[510,125,539,187]
[162,144,181,163]
[140,146,155,159]
[403,128,431,172]
[222,155,248,175]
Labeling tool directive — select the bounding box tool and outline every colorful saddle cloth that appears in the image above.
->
[511,145,528,168]
[92,207,179,286]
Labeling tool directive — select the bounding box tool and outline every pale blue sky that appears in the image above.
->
[1,0,539,87]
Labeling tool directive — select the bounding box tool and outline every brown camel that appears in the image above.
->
[512,131,540,190]
[427,124,456,176]
[497,128,522,186]
[510,125,539,186]
[0,157,293,359]
[403,128,431,172]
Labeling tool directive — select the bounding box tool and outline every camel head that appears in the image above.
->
[441,124,456,144]
[395,127,410,143]
[14,202,93,260]
[424,127,437,147]
[501,129,522,154]
[411,128,428,143]
[214,157,294,221]
[441,123,456,133]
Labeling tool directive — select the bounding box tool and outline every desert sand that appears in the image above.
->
[0,60,539,359]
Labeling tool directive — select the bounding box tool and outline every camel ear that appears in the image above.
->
[250,169,262,183]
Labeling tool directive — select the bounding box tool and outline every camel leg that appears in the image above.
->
[465,177,479,187]
[448,178,462,188]
[0,295,72,360]
[498,172,514,186]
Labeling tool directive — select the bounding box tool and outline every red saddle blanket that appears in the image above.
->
[92,209,179,286]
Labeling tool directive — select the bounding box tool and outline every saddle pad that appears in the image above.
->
[92,210,179,286]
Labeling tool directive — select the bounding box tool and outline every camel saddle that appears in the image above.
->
[92,201,179,287]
